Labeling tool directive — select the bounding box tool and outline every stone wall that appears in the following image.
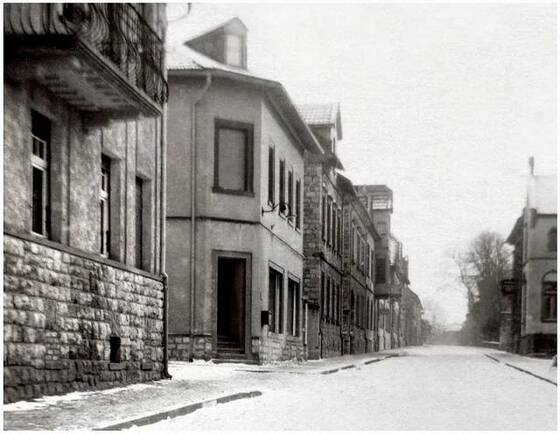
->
[258,331,304,363]
[320,322,342,357]
[3,234,164,403]
[168,334,212,361]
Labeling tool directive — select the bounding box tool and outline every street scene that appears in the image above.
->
[3,1,557,431]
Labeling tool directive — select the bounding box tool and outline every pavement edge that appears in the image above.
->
[95,390,263,430]
[484,354,557,386]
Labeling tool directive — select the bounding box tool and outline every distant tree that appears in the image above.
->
[453,231,511,343]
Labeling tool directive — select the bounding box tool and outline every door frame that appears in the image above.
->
[212,250,252,355]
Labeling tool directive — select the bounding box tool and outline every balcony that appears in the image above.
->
[4,3,168,117]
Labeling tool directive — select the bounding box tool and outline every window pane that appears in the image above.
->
[269,268,277,332]
[135,177,143,269]
[218,128,246,191]
[32,167,44,234]
[225,34,243,66]
[268,147,275,203]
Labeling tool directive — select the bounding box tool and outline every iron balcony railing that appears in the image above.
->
[5,3,168,106]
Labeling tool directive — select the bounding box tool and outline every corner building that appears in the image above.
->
[165,17,323,363]
[4,4,168,402]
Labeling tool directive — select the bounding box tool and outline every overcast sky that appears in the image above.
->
[168,2,557,327]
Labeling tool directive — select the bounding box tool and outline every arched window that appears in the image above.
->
[542,271,557,322]
[548,227,557,252]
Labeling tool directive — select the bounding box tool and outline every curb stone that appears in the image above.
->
[320,354,398,375]
[95,390,263,430]
[484,354,557,386]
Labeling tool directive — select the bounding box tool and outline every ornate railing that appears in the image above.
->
[5,3,168,106]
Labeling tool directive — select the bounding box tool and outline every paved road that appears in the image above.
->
[134,346,557,431]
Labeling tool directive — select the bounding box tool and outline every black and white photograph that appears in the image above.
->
[2,1,557,431]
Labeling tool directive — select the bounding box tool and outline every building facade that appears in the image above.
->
[402,286,423,346]
[338,175,379,355]
[502,168,557,355]
[165,17,323,363]
[298,103,345,359]
[4,3,168,402]
[356,185,409,350]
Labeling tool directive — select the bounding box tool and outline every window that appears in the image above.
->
[269,267,284,333]
[135,177,144,269]
[326,198,332,246]
[225,34,243,67]
[336,210,342,256]
[376,257,386,284]
[279,159,286,214]
[321,272,326,318]
[287,278,300,336]
[100,156,111,257]
[542,271,557,322]
[321,194,326,241]
[288,168,294,220]
[268,146,275,204]
[548,228,557,252]
[326,276,331,321]
[31,110,51,237]
[295,179,301,230]
[331,204,336,251]
[378,222,387,236]
[214,120,253,194]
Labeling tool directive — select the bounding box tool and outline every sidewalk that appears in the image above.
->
[485,350,557,385]
[3,351,401,431]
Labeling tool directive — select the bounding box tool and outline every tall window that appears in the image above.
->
[321,271,326,318]
[135,177,144,269]
[279,159,286,214]
[287,278,300,336]
[321,194,326,241]
[336,210,342,255]
[542,271,557,322]
[214,120,253,194]
[295,179,301,230]
[225,34,243,67]
[31,110,51,237]
[326,197,332,246]
[331,204,336,251]
[548,227,557,252]
[100,156,111,257]
[268,146,275,204]
[269,267,284,333]
[288,168,294,219]
[376,257,386,284]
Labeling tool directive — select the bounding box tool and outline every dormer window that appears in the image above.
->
[225,34,243,67]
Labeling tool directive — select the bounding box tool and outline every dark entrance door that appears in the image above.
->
[217,257,246,354]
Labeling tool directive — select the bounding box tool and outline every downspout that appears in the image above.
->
[160,19,171,380]
[189,72,212,362]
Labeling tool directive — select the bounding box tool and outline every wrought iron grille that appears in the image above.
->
[4,3,168,106]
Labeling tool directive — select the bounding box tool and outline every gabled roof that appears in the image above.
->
[297,103,343,140]
[167,13,246,47]
[527,175,557,215]
[506,216,523,245]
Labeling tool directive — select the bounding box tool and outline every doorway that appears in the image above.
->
[217,257,246,353]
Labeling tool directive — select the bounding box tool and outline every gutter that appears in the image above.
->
[189,72,212,361]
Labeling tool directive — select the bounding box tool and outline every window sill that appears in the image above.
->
[541,318,557,323]
[212,186,254,197]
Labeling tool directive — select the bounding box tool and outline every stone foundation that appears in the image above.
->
[258,331,304,364]
[168,334,213,361]
[3,234,164,403]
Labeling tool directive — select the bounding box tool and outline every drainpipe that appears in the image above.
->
[189,72,212,362]
[160,23,171,380]
[160,104,171,379]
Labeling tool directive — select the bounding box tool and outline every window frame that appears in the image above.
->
[213,119,254,196]
[268,144,275,205]
[279,158,286,216]
[295,178,302,230]
[100,155,111,258]
[30,110,51,238]
[287,166,294,224]
[548,227,557,252]
[542,271,557,322]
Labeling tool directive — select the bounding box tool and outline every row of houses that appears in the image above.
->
[3,4,423,403]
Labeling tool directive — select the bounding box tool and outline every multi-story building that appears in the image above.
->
[298,103,345,359]
[502,163,556,355]
[338,175,379,354]
[165,16,323,363]
[356,185,409,350]
[402,286,423,346]
[4,4,168,402]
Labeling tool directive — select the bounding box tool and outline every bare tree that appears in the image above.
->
[453,231,511,343]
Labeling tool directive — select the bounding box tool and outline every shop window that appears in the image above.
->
[287,278,300,336]
[269,267,284,333]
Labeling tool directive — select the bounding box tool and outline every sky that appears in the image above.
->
[168,2,557,327]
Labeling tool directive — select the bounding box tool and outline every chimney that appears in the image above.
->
[528,156,534,175]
